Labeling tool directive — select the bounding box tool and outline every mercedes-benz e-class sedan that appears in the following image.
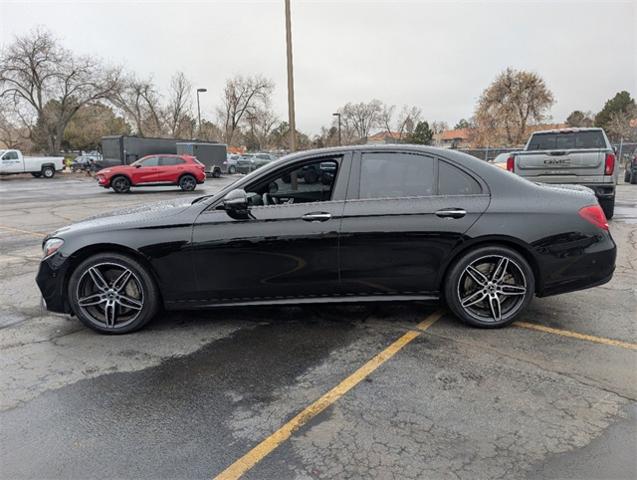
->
[36,145,616,334]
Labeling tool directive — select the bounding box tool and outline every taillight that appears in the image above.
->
[578,205,608,231]
[506,156,515,172]
[604,153,615,175]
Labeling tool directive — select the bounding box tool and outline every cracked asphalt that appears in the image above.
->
[0,172,635,479]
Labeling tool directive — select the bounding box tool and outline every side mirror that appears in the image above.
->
[135,164,142,168]
[223,189,250,220]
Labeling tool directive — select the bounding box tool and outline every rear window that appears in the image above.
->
[527,131,606,150]
[438,161,482,195]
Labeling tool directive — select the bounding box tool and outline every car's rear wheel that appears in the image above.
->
[445,246,534,328]
[599,197,615,219]
[68,253,159,334]
[228,165,236,174]
[179,174,197,191]
[42,166,55,178]
[111,175,130,193]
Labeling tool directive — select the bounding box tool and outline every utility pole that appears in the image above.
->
[284,0,296,152]
[196,88,207,137]
[332,112,342,146]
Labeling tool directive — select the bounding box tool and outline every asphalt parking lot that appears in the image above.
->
[1,172,636,479]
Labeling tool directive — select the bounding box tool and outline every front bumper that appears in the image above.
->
[35,255,72,314]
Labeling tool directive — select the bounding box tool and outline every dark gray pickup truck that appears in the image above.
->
[508,128,617,218]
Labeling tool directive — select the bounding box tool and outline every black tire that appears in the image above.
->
[212,168,221,178]
[179,174,197,191]
[67,252,159,334]
[228,165,237,174]
[624,170,631,183]
[42,166,55,178]
[599,197,615,219]
[111,175,131,193]
[31,172,42,178]
[444,245,535,328]
[631,172,637,185]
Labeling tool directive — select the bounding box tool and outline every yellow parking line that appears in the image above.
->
[514,321,637,351]
[213,310,444,480]
[0,225,45,238]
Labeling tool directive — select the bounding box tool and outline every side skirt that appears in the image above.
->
[165,294,440,310]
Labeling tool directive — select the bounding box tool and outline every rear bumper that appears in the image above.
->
[536,231,617,297]
[581,183,615,200]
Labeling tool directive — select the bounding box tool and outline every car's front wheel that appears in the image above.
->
[68,252,159,334]
[111,175,131,193]
[445,246,534,328]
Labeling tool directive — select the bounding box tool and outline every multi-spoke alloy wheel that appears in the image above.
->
[445,246,534,328]
[179,174,197,191]
[69,253,159,334]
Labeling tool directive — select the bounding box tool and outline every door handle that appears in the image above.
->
[302,212,332,222]
[435,208,466,219]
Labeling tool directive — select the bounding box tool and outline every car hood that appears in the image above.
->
[50,198,195,238]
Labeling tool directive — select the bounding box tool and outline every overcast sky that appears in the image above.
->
[1,0,635,134]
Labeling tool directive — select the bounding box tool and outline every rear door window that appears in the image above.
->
[160,156,185,166]
[359,152,435,199]
[438,161,482,195]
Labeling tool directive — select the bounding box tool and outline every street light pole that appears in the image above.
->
[284,0,296,152]
[332,112,341,146]
[196,88,207,137]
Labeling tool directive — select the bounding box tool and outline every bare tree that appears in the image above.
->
[339,99,383,142]
[216,75,274,146]
[0,28,121,154]
[474,68,554,145]
[379,104,395,134]
[165,72,192,137]
[395,106,422,140]
[109,75,163,137]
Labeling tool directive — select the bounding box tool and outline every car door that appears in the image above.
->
[189,153,351,305]
[158,156,186,183]
[339,151,490,296]
[133,156,161,184]
[0,150,22,173]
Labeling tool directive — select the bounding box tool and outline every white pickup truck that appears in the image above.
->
[0,149,65,178]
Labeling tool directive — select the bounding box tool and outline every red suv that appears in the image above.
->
[96,155,206,193]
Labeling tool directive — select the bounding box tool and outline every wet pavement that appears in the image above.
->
[1,172,635,479]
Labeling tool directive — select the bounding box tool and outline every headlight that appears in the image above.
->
[42,238,64,259]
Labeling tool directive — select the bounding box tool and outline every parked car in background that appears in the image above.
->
[224,154,241,174]
[71,153,102,172]
[490,153,510,170]
[252,152,277,170]
[0,149,64,178]
[624,153,637,184]
[95,154,205,193]
[37,145,616,334]
[507,128,617,218]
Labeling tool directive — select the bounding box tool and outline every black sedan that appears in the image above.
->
[36,145,616,333]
